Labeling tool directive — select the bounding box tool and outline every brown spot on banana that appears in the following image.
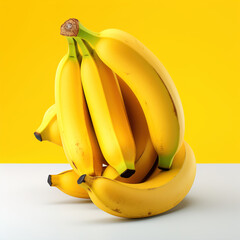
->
[112,208,122,213]
[72,161,77,169]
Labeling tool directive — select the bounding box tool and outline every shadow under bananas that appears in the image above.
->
[82,196,198,224]
[48,198,92,205]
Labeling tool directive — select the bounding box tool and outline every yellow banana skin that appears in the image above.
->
[60,19,184,169]
[77,141,196,218]
[34,104,62,146]
[76,38,136,177]
[48,169,89,199]
[55,37,103,176]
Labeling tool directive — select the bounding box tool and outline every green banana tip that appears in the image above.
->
[158,161,171,171]
[60,18,79,37]
[157,155,173,170]
[34,132,42,142]
[47,175,52,186]
[77,174,86,184]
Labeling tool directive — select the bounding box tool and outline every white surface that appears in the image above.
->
[0,164,239,240]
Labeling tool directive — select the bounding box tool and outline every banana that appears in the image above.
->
[102,77,156,183]
[48,169,89,199]
[34,104,62,146]
[75,38,136,178]
[61,19,185,169]
[55,37,103,176]
[77,141,196,218]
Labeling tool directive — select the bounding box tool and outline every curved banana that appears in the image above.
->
[75,38,136,178]
[55,37,103,176]
[61,19,184,169]
[48,169,89,199]
[102,77,156,183]
[77,141,196,218]
[34,104,62,146]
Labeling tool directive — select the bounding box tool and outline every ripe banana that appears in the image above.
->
[75,38,136,178]
[61,19,185,169]
[34,104,62,146]
[48,169,89,199]
[77,141,196,218]
[102,77,157,183]
[55,37,103,176]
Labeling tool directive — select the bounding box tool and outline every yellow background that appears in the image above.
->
[0,0,239,163]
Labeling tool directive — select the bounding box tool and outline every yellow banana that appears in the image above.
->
[61,19,184,169]
[77,141,196,218]
[75,38,136,178]
[48,169,89,199]
[55,37,103,176]
[102,77,156,183]
[34,104,62,146]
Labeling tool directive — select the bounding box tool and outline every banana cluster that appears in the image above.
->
[34,18,196,218]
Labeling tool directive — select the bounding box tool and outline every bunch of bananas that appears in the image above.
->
[34,18,196,218]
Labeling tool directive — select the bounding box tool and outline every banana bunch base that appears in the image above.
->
[34,18,196,219]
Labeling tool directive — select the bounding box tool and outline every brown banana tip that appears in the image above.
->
[34,132,42,142]
[77,174,86,184]
[47,175,52,186]
[60,18,79,36]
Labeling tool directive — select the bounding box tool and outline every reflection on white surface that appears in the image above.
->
[0,164,239,240]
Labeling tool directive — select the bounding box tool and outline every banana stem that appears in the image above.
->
[73,38,82,60]
[74,38,91,57]
[77,23,99,46]
[61,18,99,46]
[66,37,77,58]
